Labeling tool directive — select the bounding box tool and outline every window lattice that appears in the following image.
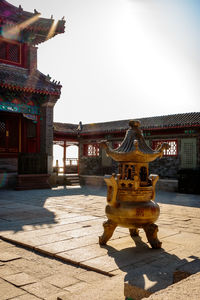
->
[0,41,6,59]
[0,121,6,149]
[0,39,20,64]
[0,121,6,134]
[152,140,178,156]
[84,144,100,156]
[184,143,193,165]
[113,142,121,149]
[8,43,19,62]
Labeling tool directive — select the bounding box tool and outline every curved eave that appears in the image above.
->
[80,124,200,136]
[54,131,78,142]
[105,148,163,163]
[0,82,61,96]
[0,0,65,44]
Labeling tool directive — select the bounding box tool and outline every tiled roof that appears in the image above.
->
[0,1,65,45]
[54,122,78,135]
[81,113,200,134]
[139,113,200,129]
[0,63,61,95]
[53,112,200,137]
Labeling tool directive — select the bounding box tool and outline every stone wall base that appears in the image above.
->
[80,175,106,187]
[16,174,51,190]
[0,172,17,189]
[156,179,178,192]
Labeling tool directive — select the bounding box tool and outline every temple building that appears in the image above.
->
[0,0,65,188]
[54,112,200,192]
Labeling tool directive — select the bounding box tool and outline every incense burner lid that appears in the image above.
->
[101,120,169,163]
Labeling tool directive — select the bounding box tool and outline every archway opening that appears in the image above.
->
[53,143,79,174]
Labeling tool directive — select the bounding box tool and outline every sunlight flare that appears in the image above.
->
[46,20,58,41]
[3,13,41,40]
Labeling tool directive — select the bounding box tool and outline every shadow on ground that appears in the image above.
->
[157,190,200,208]
[0,186,106,233]
[102,234,200,297]
[0,186,199,235]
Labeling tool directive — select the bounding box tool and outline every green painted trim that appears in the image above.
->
[0,102,40,115]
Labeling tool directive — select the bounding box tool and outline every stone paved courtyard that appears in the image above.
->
[0,186,200,299]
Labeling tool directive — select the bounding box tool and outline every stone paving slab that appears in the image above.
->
[0,252,21,262]
[21,281,65,299]
[0,187,200,299]
[4,272,37,287]
[0,281,26,299]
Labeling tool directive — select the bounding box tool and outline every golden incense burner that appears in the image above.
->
[99,120,169,249]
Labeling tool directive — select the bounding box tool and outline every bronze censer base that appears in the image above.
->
[99,120,169,249]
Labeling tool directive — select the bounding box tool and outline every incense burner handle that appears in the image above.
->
[104,174,118,207]
[149,174,159,201]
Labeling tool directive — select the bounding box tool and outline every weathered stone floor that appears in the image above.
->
[0,186,200,299]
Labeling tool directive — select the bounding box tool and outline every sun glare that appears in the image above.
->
[3,13,41,40]
[46,20,58,41]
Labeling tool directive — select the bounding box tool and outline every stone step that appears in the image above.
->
[65,175,80,186]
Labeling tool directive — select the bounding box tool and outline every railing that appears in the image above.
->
[66,158,78,166]
[53,159,78,174]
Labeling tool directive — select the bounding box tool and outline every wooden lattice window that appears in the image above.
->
[181,138,197,169]
[0,120,6,151]
[83,144,100,156]
[113,142,121,149]
[152,140,178,156]
[0,38,21,65]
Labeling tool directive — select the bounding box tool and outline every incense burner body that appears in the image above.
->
[99,120,169,249]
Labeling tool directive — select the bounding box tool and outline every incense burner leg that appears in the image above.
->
[129,228,139,237]
[143,223,162,249]
[99,219,117,245]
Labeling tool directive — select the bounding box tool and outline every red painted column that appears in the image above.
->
[63,140,66,174]
[77,144,80,175]
[36,115,40,153]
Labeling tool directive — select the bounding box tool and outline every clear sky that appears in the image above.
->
[11,0,200,124]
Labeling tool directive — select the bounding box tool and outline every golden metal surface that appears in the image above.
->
[99,120,169,249]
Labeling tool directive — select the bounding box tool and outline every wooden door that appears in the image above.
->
[0,114,19,153]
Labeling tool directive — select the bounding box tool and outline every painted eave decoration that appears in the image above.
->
[0,0,65,45]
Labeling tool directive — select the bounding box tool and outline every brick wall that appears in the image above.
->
[149,156,180,179]
[78,132,200,178]
[79,140,117,176]
[0,158,18,173]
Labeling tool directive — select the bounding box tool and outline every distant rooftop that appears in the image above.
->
[54,112,200,137]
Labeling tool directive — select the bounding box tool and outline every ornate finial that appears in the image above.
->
[46,74,51,81]
[77,121,83,131]
[34,9,40,14]
[129,120,141,128]
[62,16,65,20]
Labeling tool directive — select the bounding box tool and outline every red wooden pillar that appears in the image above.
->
[63,140,66,174]
[77,144,80,175]
[36,115,40,153]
